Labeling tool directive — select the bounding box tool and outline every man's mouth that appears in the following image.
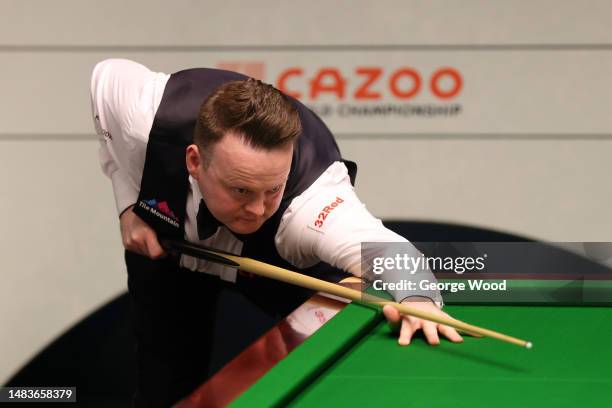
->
[238,217,258,222]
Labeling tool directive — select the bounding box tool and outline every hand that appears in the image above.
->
[383,297,463,346]
[119,205,166,259]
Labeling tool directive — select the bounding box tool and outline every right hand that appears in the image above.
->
[119,205,167,259]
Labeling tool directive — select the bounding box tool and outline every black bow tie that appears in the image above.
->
[196,199,222,240]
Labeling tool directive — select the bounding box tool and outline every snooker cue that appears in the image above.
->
[162,239,533,349]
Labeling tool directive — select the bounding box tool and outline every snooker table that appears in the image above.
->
[179,291,612,407]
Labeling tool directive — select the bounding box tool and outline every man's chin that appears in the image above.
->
[227,220,263,235]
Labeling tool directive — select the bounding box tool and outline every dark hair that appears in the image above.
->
[194,78,301,162]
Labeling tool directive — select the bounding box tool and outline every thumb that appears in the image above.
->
[144,231,166,260]
[383,304,402,332]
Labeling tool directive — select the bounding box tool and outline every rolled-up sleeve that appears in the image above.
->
[275,161,443,306]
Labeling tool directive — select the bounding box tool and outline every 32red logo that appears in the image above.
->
[314,197,344,228]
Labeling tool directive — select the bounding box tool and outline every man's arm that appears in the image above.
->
[90,58,168,258]
[275,161,463,345]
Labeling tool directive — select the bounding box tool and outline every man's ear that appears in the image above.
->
[186,144,203,180]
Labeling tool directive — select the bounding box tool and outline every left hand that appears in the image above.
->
[383,297,464,346]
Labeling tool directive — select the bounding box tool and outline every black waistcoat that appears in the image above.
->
[133,68,356,310]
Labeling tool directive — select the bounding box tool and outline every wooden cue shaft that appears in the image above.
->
[207,249,531,348]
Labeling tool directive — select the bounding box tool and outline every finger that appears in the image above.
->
[422,321,440,346]
[383,305,402,332]
[398,317,415,346]
[124,234,145,256]
[144,233,166,259]
[134,239,149,257]
[438,325,464,343]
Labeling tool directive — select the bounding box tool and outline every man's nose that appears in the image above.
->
[244,194,266,216]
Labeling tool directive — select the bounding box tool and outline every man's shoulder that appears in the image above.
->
[92,58,160,81]
[168,67,249,83]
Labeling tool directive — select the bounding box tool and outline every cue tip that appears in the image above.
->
[525,341,533,350]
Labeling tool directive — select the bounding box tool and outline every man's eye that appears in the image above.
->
[234,188,248,195]
[269,185,281,194]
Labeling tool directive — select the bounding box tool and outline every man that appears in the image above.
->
[91,58,462,407]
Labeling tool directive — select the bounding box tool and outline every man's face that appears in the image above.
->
[187,132,293,235]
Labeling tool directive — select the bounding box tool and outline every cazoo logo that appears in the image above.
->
[274,67,463,101]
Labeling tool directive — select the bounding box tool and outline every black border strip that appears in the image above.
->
[2,43,612,53]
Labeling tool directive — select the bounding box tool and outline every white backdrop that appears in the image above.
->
[1,0,611,384]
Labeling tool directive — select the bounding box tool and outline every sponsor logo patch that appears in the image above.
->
[138,199,179,228]
[312,196,344,230]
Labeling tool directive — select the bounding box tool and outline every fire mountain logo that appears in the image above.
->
[138,199,180,228]
[145,199,177,219]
